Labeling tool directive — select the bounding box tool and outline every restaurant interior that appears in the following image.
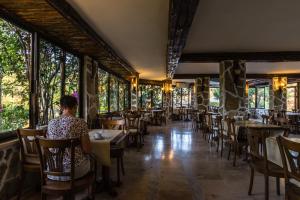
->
[1,0,300,200]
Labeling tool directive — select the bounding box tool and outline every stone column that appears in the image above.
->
[195,77,210,111]
[162,79,172,119]
[219,60,246,117]
[271,77,287,110]
[83,56,99,128]
[130,75,139,111]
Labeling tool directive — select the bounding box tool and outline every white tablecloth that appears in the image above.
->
[89,129,123,167]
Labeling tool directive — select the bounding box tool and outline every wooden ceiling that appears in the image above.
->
[0,0,138,79]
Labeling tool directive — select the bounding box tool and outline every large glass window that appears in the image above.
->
[98,68,108,113]
[172,87,192,108]
[152,85,162,108]
[287,83,297,111]
[248,86,269,109]
[182,88,190,107]
[209,88,220,107]
[65,52,80,96]
[39,39,63,125]
[0,19,31,132]
[119,82,125,111]
[172,88,181,108]
[139,84,151,109]
[110,75,118,112]
[248,88,256,109]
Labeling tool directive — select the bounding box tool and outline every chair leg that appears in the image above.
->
[41,193,47,200]
[265,174,269,200]
[216,136,219,153]
[221,137,224,158]
[227,144,231,160]
[233,143,237,167]
[276,177,280,195]
[117,158,121,186]
[17,166,25,200]
[121,156,125,176]
[248,168,254,195]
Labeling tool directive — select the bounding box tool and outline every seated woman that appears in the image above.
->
[47,95,92,181]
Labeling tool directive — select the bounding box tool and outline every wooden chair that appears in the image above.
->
[277,136,300,200]
[35,137,96,200]
[17,128,46,200]
[213,115,223,153]
[262,115,270,124]
[247,128,284,200]
[222,118,246,166]
[102,119,126,186]
[125,114,142,149]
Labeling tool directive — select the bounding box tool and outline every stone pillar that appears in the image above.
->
[219,60,246,117]
[162,79,172,119]
[271,77,287,110]
[130,75,139,111]
[195,77,210,111]
[83,56,98,127]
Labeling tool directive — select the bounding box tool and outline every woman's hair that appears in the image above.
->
[60,95,78,109]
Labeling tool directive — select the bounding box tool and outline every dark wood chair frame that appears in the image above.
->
[247,128,284,200]
[277,136,300,200]
[35,137,96,200]
[17,128,46,200]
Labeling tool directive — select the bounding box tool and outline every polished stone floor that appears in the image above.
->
[27,121,285,200]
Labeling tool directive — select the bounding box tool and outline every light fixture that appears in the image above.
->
[273,77,286,92]
[245,81,249,96]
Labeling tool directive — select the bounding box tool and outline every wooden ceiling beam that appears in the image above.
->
[47,0,138,76]
[167,0,199,79]
[180,52,300,63]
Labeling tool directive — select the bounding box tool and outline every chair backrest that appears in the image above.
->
[247,128,267,162]
[277,136,300,183]
[17,129,46,164]
[261,115,269,124]
[36,137,81,186]
[125,114,140,129]
[215,115,223,134]
[102,119,125,131]
[224,118,236,140]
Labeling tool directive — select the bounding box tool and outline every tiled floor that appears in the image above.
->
[27,121,285,200]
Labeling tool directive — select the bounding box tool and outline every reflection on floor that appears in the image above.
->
[27,122,284,200]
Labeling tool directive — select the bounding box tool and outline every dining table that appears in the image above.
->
[234,119,283,142]
[89,129,126,195]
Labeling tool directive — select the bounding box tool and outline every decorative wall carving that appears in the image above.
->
[220,60,246,117]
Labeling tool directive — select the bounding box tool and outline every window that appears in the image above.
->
[287,83,297,111]
[209,88,220,107]
[172,87,192,108]
[248,86,269,109]
[119,82,125,111]
[39,39,63,125]
[110,75,118,112]
[98,68,108,113]
[182,88,190,107]
[139,85,150,109]
[172,88,181,108]
[248,88,256,109]
[65,52,80,96]
[152,85,162,108]
[0,19,31,132]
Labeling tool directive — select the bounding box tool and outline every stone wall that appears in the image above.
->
[84,56,99,128]
[0,141,38,199]
[220,60,246,117]
[195,77,210,111]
